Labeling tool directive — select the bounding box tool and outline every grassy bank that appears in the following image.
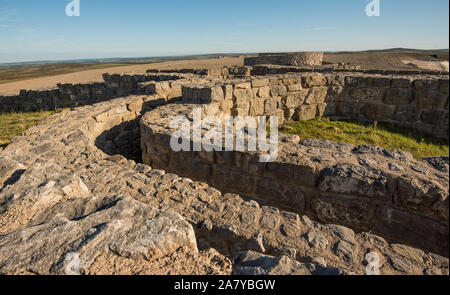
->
[281,118,449,159]
[0,110,60,148]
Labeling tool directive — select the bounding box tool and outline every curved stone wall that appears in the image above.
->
[244,52,324,67]
[179,73,449,140]
[141,102,449,257]
[0,93,448,274]
[251,64,450,76]
[0,73,187,113]
[0,70,449,274]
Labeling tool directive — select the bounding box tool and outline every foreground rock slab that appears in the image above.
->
[0,195,197,275]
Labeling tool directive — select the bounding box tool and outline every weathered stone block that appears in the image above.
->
[302,75,327,88]
[219,99,233,114]
[251,78,269,88]
[326,75,345,86]
[384,88,415,105]
[233,88,253,103]
[349,87,384,102]
[311,196,373,229]
[284,108,296,121]
[345,76,368,87]
[442,112,449,126]
[187,86,225,102]
[257,86,271,98]
[394,105,420,122]
[287,84,302,91]
[360,103,396,121]
[391,78,413,88]
[295,105,317,121]
[421,110,447,125]
[316,103,327,117]
[417,89,447,110]
[235,82,251,89]
[304,87,327,105]
[249,99,265,116]
[264,97,280,114]
[270,109,285,125]
[223,85,234,100]
[374,205,448,257]
[268,77,283,86]
[370,77,391,87]
[414,79,440,90]
[284,89,309,108]
[231,103,250,117]
[414,122,435,136]
[322,102,337,116]
[325,86,345,102]
[318,164,389,198]
[440,79,449,94]
[282,77,301,86]
[215,167,253,194]
[270,85,287,97]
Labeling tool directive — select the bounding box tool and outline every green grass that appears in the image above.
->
[281,118,449,159]
[0,110,61,148]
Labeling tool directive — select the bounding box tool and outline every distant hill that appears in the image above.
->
[330,48,448,55]
[2,49,447,69]
[0,53,249,69]
[324,48,449,70]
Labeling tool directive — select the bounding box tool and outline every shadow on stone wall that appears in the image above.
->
[95,119,142,163]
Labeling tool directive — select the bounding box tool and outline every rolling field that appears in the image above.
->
[0,63,126,85]
[0,56,246,95]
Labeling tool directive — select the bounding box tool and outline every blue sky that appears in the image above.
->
[0,0,448,63]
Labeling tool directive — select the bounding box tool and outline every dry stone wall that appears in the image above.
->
[148,66,251,78]
[0,69,449,274]
[0,73,186,113]
[251,64,450,76]
[245,52,324,67]
[2,68,448,142]
[0,92,448,274]
[141,102,449,257]
[179,73,449,140]
[0,68,253,113]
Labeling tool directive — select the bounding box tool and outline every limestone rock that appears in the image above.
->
[318,164,389,198]
[0,196,197,275]
[231,251,313,275]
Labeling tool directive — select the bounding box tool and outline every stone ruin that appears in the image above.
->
[244,52,324,67]
[0,61,449,275]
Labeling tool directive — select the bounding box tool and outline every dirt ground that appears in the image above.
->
[0,57,244,96]
[323,52,449,71]
[1,51,448,96]
[86,247,232,275]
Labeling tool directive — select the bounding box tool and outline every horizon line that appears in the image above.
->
[0,47,448,67]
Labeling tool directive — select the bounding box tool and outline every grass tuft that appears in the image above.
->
[0,110,60,148]
[281,118,449,159]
